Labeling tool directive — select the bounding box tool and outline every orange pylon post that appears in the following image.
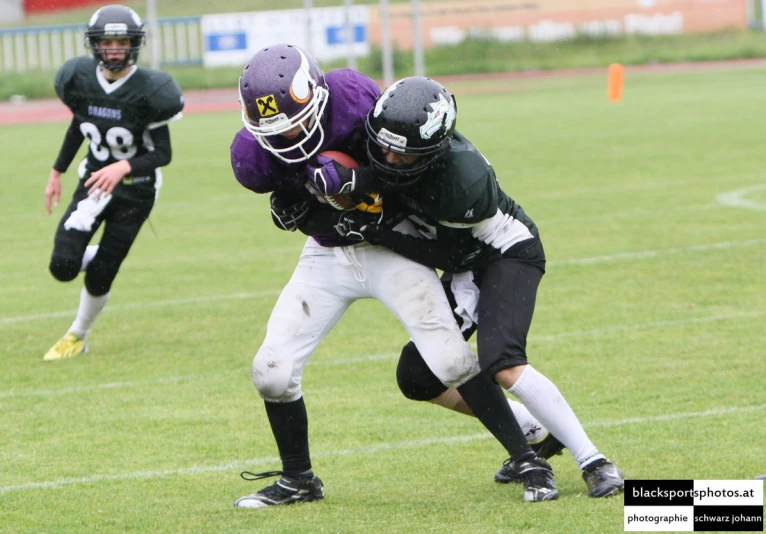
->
[607,63,624,102]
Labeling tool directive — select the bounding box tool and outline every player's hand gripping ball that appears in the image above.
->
[308,151,382,213]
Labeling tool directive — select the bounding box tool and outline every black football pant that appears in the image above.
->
[397,238,546,399]
[49,180,154,296]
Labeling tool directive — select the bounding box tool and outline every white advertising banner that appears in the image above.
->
[201,6,370,68]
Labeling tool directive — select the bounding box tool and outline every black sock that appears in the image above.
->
[264,398,313,477]
[457,373,534,462]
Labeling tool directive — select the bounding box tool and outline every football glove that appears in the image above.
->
[335,210,384,243]
[307,155,375,196]
[270,191,310,232]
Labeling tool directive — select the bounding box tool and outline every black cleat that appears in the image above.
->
[582,459,624,498]
[495,433,565,484]
[234,470,325,509]
[515,456,559,502]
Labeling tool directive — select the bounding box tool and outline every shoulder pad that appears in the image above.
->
[139,69,185,128]
[438,150,497,223]
[54,56,97,107]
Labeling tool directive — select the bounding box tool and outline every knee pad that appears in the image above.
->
[49,255,80,282]
[83,257,117,296]
[251,346,300,402]
[396,341,448,401]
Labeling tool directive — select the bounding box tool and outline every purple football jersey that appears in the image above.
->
[230,68,380,247]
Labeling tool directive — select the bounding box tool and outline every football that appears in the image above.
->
[318,150,359,170]
[316,151,381,212]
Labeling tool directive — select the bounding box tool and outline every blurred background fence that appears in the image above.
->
[0,15,202,70]
[1,0,765,98]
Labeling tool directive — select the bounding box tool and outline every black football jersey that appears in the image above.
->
[54,56,184,182]
[389,131,539,270]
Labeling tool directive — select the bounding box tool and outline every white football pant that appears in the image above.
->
[252,222,479,402]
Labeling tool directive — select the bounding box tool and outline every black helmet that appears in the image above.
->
[85,4,145,72]
[365,76,456,186]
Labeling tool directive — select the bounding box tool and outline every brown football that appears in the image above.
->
[319,150,359,169]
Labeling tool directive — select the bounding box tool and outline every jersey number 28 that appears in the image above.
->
[80,122,137,161]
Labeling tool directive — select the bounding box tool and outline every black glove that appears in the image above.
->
[335,210,384,242]
[270,191,310,232]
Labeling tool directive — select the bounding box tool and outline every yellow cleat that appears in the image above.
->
[43,333,88,361]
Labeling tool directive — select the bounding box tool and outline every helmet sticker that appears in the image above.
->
[377,127,408,149]
[259,113,289,127]
[128,8,142,26]
[103,23,129,35]
[256,94,279,117]
[373,83,399,118]
[420,94,456,140]
[290,49,313,104]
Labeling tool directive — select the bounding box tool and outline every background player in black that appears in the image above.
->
[43,4,183,361]
[308,76,625,498]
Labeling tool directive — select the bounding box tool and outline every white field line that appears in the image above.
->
[0,354,402,399]
[534,310,765,341]
[2,194,759,280]
[0,286,36,294]
[2,237,765,327]
[523,175,765,201]
[525,179,691,199]
[716,184,766,211]
[0,353,400,400]
[0,290,281,326]
[3,309,763,401]
[547,238,766,266]
[539,203,717,225]
[1,403,763,495]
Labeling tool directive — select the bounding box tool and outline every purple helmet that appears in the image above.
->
[238,44,329,163]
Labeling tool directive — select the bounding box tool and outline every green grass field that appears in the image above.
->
[1,67,765,533]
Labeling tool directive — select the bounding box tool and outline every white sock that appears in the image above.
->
[509,365,605,470]
[507,399,549,444]
[68,287,109,339]
[80,245,99,272]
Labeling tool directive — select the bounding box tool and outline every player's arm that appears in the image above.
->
[298,208,345,237]
[52,119,85,173]
[444,174,536,255]
[46,118,85,214]
[335,210,473,271]
[127,125,172,175]
[47,59,86,212]
[367,226,473,272]
[340,183,496,272]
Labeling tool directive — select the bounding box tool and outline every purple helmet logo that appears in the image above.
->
[238,44,329,163]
